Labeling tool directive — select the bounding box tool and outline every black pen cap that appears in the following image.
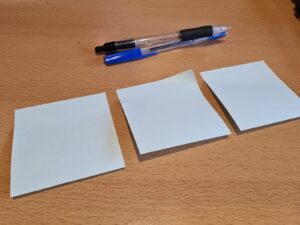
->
[95,42,116,53]
[95,39,135,53]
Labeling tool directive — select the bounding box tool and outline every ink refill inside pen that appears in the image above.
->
[95,25,230,53]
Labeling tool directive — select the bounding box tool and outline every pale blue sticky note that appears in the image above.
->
[11,93,125,197]
[117,70,230,155]
[201,61,300,131]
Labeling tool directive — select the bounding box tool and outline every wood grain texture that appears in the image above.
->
[0,0,299,224]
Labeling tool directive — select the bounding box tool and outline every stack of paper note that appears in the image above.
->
[117,70,231,154]
[201,61,300,131]
[11,93,125,197]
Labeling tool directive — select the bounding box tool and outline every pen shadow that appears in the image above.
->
[204,84,300,135]
[95,51,115,56]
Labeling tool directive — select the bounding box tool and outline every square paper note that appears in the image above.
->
[117,70,230,155]
[11,93,125,197]
[201,61,300,131]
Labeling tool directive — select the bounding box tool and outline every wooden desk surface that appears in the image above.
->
[0,0,299,224]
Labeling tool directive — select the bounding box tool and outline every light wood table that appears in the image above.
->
[0,0,299,224]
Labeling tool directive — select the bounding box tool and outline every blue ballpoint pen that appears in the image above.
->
[104,31,227,65]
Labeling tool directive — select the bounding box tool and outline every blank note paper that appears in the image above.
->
[201,61,300,131]
[11,93,125,197]
[117,70,230,155]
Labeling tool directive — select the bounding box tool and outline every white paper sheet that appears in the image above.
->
[11,93,125,197]
[201,61,300,131]
[117,70,230,155]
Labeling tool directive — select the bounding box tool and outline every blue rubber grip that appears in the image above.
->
[104,48,158,65]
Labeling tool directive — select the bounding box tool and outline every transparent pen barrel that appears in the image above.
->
[135,32,180,48]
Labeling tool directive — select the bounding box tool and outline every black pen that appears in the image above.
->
[95,25,230,53]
